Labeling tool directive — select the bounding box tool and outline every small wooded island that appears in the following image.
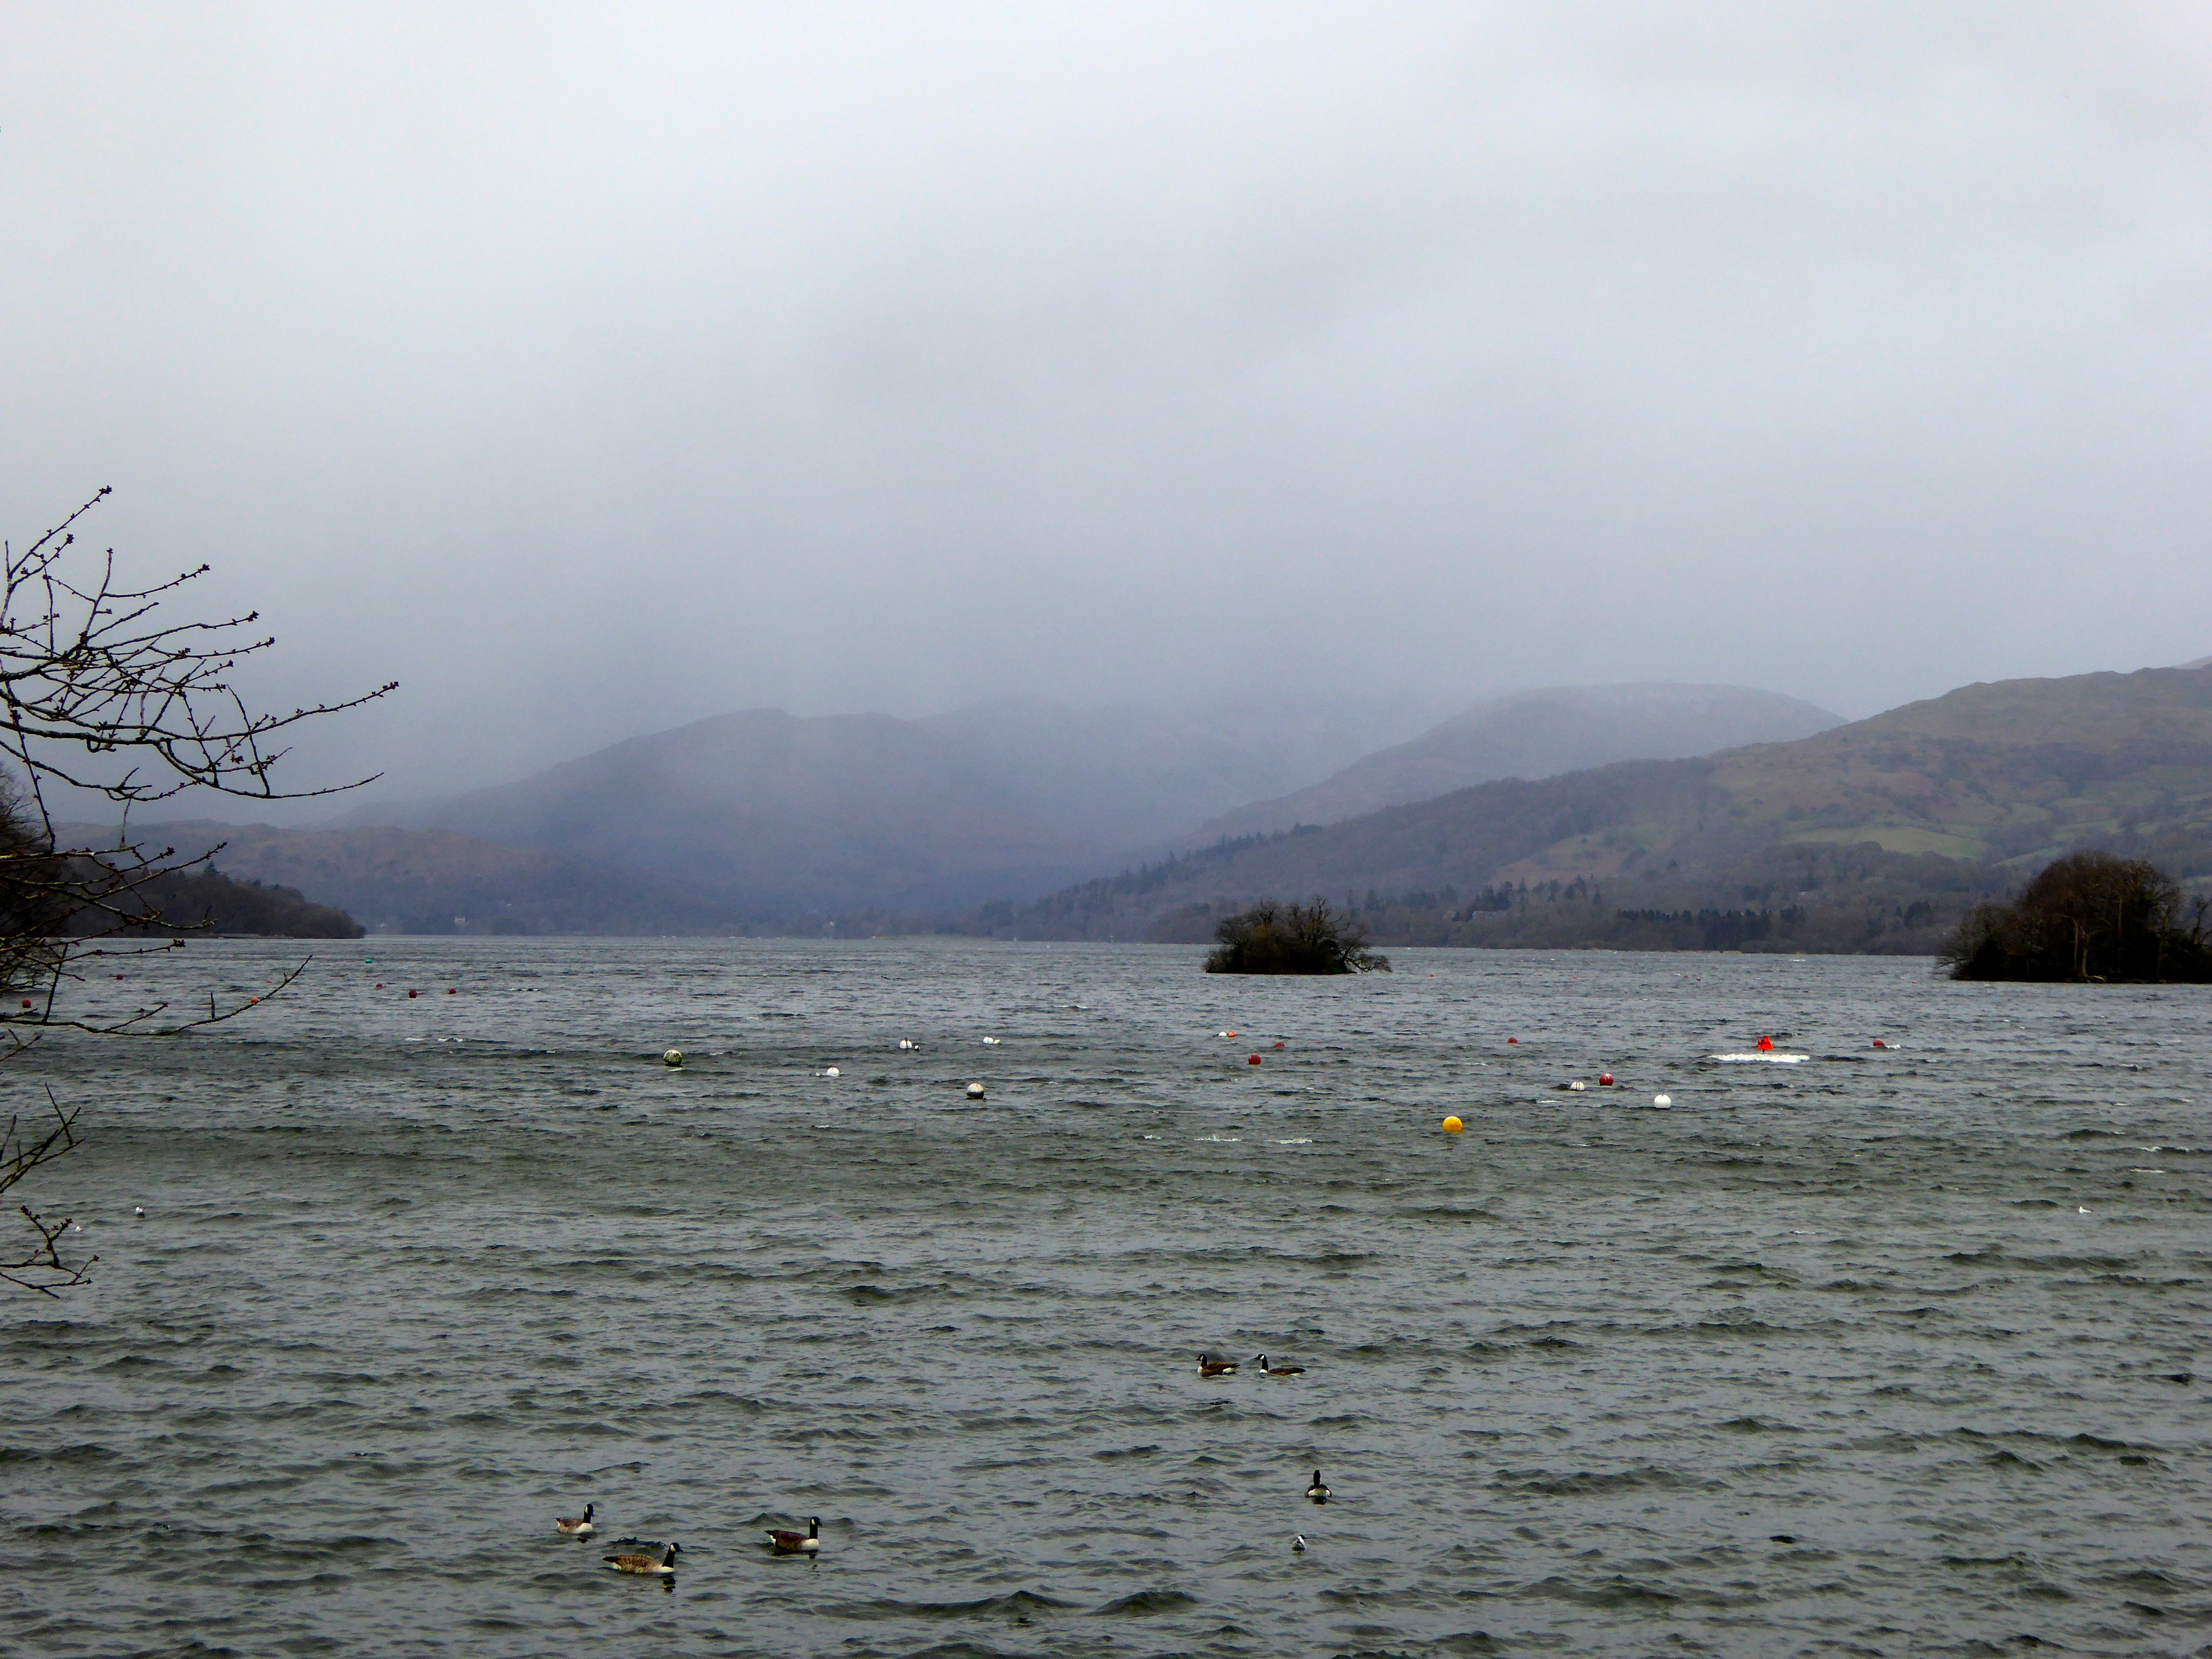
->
[1204,899,1390,974]
[1940,851,2210,982]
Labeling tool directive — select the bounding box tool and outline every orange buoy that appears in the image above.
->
[1756,1035,1773,1051]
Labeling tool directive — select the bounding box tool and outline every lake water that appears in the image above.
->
[1,939,2207,1658]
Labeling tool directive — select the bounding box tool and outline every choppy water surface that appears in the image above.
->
[2,939,2207,1658]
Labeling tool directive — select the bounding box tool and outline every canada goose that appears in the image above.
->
[1306,1469,1330,1504]
[603,1542,679,1575]
[1197,1353,1238,1377]
[1253,1354,1305,1377]
[764,1517,821,1556]
[555,1502,596,1537]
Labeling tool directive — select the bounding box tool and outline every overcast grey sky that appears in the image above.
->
[5,3,2209,810]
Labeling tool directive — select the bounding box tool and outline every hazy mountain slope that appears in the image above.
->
[337,697,1438,917]
[968,662,2212,945]
[63,821,733,935]
[1192,682,1842,839]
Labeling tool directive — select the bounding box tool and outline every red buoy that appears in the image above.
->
[1598,1072,1614,1086]
[408,989,418,998]
[1248,1054,1261,1065]
[1872,1038,1886,1049]
[446,988,456,995]
[1756,1035,1773,1051]
[1507,1036,1518,1044]
[1273,1040,1284,1050]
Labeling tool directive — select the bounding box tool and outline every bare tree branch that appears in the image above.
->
[0,486,393,1293]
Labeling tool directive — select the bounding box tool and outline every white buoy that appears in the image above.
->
[1292,1533,1307,1552]
[965,1082,985,1099]
[1652,1093,1672,1108]
[982,1036,1000,1045]
[133,1206,145,1217]
[898,1038,914,1050]
[662,1048,683,1067]
[824,1066,841,1078]
[1567,1079,1587,1092]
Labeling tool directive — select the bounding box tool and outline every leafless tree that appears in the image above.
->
[1,486,394,1289]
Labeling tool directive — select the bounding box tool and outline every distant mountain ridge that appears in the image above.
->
[1191,682,1841,840]
[963,662,2212,951]
[324,685,1829,921]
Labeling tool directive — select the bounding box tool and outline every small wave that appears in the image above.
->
[1505,1467,1724,1497]
[1274,1137,1314,1145]
[1195,1135,1242,1143]
[1093,1588,1198,1617]
[1711,1052,1807,1064]
[831,1589,1074,1621]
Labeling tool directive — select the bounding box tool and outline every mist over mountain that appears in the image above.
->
[969,662,2212,951]
[1191,682,1841,841]
[330,696,1437,918]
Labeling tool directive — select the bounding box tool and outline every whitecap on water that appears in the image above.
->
[1712,1052,1808,1063]
[1196,1135,1242,1143]
[1274,1137,1314,1145]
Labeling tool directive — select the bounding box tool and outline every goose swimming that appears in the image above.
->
[763,1517,821,1556]
[555,1502,596,1537]
[1197,1353,1238,1377]
[1253,1354,1305,1377]
[603,1542,679,1576]
[1306,1469,1331,1504]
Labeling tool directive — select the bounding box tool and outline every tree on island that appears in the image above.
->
[1204,899,1391,975]
[1939,850,2211,983]
[1,487,393,1293]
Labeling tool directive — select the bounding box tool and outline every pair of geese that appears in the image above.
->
[1198,1352,1303,1378]
[555,1506,820,1576]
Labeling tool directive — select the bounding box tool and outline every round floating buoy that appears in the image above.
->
[1653,1093,1673,1108]
[19,999,29,1009]
[1506,1036,1518,1045]
[1598,1072,1614,1086]
[133,1206,145,1217]
[1273,1040,1285,1050]
[965,1081,985,1099]
[407,989,418,998]
[1872,1038,1886,1050]
[1756,1035,1773,1051]
[1441,1115,1464,1133]
[982,1036,1000,1045]
[1248,1054,1261,1066]
[663,1049,683,1067]
[1567,1079,1587,1092]
[824,1066,840,1078]
[446,988,456,996]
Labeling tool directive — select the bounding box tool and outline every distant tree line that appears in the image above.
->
[1940,850,2210,982]
[1203,899,1389,975]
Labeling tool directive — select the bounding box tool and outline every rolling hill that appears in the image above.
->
[1190,682,1842,839]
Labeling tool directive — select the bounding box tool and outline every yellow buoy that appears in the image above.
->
[1441,1115,1463,1134]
